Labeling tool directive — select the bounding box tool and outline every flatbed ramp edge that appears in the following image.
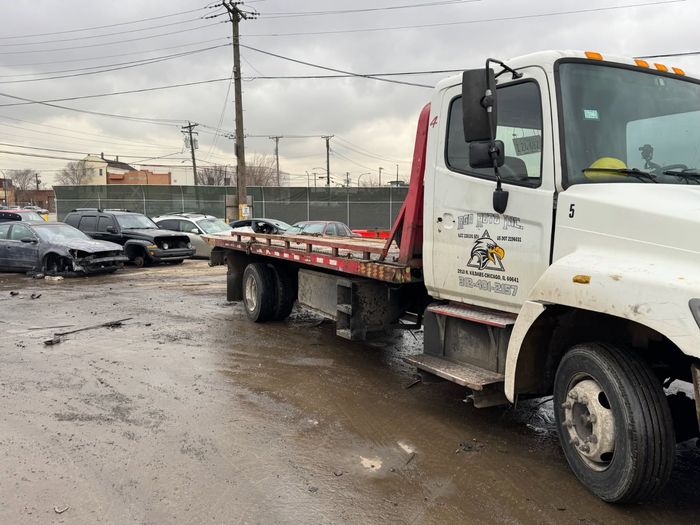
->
[204,231,421,284]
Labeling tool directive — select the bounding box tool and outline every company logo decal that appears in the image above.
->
[467,230,505,271]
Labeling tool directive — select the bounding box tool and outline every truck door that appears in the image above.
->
[429,67,555,312]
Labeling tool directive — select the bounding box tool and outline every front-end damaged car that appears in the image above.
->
[0,221,127,276]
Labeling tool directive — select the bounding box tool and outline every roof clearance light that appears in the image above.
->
[585,51,603,60]
[672,67,685,76]
[654,63,669,72]
[635,59,650,68]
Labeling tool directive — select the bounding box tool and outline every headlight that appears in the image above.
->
[690,299,700,327]
[146,244,157,249]
[162,242,169,250]
[187,242,193,249]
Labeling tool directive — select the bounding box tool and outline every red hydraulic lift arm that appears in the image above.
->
[380,103,430,267]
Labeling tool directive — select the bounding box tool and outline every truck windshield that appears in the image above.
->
[558,62,700,186]
[116,214,158,229]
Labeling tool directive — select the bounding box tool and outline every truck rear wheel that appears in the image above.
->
[553,343,675,502]
[242,263,275,322]
[271,265,296,321]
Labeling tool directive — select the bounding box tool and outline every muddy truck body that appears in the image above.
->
[206,50,700,503]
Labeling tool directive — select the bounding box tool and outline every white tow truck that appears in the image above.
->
[207,50,700,502]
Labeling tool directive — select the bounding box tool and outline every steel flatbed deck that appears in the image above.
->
[204,231,419,284]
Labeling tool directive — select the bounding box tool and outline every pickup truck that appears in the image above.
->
[205,50,700,503]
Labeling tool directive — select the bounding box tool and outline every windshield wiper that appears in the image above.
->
[662,168,700,184]
[582,167,657,183]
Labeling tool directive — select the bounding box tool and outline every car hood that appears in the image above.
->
[122,228,188,241]
[60,239,123,253]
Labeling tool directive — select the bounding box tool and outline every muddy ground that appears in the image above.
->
[0,260,698,524]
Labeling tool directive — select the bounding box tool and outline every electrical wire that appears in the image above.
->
[0,45,228,84]
[0,5,212,40]
[244,0,686,37]
[240,44,433,88]
[0,22,225,56]
[637,50,700,58]
[260,0,479,18]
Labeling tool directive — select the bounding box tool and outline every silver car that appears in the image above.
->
[152,213,232,258]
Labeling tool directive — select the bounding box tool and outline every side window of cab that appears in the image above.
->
[446,81,543,187]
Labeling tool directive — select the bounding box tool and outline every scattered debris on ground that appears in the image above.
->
[44,317,132,346]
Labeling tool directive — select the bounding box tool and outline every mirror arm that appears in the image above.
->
[483,60,509,215]
[486,57,523,80]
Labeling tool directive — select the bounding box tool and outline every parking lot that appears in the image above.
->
[1,261,699,524]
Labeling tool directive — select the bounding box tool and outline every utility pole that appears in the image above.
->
[181,121,199,185]
[270,136,281,186]
[346,172,350,187]
[378,166,384,187]
[35,172,41,191]
[396,164,399,185]
[222,1,257,217]
[322,135,333,187]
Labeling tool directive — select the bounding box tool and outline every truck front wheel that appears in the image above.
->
[553,343,675,502]
[242,263,275,322]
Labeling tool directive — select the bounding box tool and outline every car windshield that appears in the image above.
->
[286,225,303,234]
[17,211,44,221]
[558,62,700,186]
[115,214,158,229]
[197,218,232,234]
[34,224,91,242]
[269,219,291,230]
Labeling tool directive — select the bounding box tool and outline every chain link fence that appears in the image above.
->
[54,185,408,229]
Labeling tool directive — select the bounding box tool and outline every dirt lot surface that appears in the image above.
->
[0,260,699,524]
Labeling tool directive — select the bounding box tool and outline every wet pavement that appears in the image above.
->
[0,260,698,524]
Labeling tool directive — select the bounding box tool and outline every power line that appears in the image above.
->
[0,22,225,56]
[0,13,223,47]
[637,50,700,58]
[0,5,212,40]
[244,0,685,37]
[0,77,233,108]
[260,0,479,18]
[240,44,433,88]
[2,37,229,68]
[0,44,228,84]
[334,137,411,164]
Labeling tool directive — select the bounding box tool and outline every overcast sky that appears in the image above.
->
[0,0,698,187]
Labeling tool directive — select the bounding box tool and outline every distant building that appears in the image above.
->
[83,153,171,185]
[17,189,55,212]
[0,178,15,206]
[387,180,408,187]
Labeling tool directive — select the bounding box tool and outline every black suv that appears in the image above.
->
[64,209,195,267]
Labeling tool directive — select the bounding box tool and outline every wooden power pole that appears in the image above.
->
[223,1,257,217]
[181,121,199,185]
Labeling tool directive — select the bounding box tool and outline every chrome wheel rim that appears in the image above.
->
[244,274,258,312]
[562,377,616,471]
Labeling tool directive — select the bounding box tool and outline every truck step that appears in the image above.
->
[404,354,504,391]
[427,303,517,328]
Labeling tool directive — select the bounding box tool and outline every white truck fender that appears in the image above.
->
[504,250,700,401]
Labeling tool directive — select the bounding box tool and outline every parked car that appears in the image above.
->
[22,205,50,220]
[0,209,47,222]
[285,220,360,237]
[63,209,195,267]
[0,221,127,275]
[230,218,291,235]
[152,213,232,258]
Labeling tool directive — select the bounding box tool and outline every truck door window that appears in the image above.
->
[446,81,543,187]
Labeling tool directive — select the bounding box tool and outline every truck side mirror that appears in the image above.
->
[462,68,497,143]
[462,66,508,214]
[106,226,116,233]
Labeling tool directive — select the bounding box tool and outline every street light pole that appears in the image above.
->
[357,172,371,187]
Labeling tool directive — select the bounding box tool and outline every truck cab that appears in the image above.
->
[417,50,700,502]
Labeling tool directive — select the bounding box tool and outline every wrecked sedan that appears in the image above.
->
[0,221,127,276]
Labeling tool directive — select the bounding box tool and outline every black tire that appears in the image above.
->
[553,343,675,502]
[43,254,69,276]
[271,264,296,321]
[130,250,147,268]
[242,263,275,322]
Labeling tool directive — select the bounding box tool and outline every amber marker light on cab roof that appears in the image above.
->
[654,63,669,72]
[672,67,686,76]
[585,51,603,60]
[635,59,650,68]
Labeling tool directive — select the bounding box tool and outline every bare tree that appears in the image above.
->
[57,161,94,185]
[245,153,277,186]
[7,169,36,202]
[197,164,230,186]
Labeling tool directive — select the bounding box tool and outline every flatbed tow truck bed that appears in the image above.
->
[204,231,420,284]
